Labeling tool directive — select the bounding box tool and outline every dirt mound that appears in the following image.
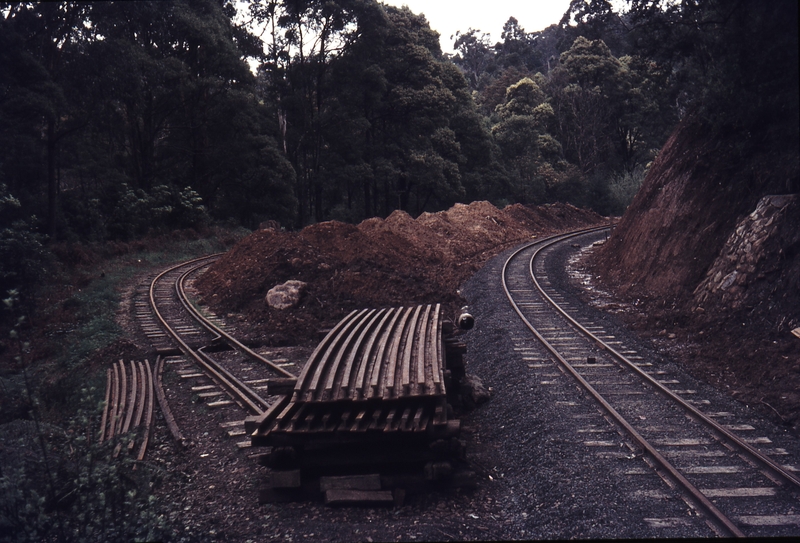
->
[195,202,604,345]
[589,116,800,431]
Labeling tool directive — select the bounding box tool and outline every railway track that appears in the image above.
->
[503,228,800,537]
[124,255,302,454]
[98,359,154,459]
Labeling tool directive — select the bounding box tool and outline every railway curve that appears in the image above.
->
[498,228,800,537]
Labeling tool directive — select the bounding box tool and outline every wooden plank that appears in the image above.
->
[115,359,127,436]
[271,470,302,488]
[207,400,235,408]
[320,474,381,492]
[324,489,394,506]
[267,378,297,395]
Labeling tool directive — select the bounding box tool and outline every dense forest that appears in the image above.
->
[1,0,797,302]
[0,2,797,540]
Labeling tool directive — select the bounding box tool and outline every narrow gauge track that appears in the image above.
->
[503,228,800,538]
[146,255,294,419]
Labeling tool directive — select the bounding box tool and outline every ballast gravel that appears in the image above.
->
[144,234,800,541]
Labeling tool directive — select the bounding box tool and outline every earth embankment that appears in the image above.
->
[194,201,605,345]
[589,116,800,432]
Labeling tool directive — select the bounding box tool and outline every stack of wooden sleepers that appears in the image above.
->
[248,304,473,505]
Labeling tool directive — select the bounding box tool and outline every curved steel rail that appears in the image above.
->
[529,229,800,491]
[149,255,270,415]
[502,227,747,537]
[175,265,295,379]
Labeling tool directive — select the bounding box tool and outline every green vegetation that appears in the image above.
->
[0,231,243,542]
[2,0,796,245]
[1,0,796,402]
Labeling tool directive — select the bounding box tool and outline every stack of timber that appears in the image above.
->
[248,304,476,505]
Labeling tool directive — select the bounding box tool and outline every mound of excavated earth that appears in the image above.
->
[195,201,605,345]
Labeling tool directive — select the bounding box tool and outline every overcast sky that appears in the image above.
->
[381,0,573,53]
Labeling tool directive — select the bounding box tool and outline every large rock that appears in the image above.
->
[266,280,307,310]
[693,194,798,310]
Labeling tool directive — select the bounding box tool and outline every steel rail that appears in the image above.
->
[175,264,295,379]
[528,230,800,491]
[502,227,746,538]
[149,256,270,415]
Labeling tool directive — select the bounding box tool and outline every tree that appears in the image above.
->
[492,77,568,203]
[0,2,94,241]
[548,36,668,176]
[452,28,494,89]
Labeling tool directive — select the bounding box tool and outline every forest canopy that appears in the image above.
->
[0,0,797,296]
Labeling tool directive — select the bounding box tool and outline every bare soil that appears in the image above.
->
[194,202,606,346]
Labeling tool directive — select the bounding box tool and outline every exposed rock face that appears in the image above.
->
[588,114,800,434]
[266,280,307,310]
[694,195,799,311]
[592,117,799,307]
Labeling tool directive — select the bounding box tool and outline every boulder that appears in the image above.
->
[266,280,307,310]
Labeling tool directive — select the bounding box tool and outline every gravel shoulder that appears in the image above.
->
[112,224,800,541]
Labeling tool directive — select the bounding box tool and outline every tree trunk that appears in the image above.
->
[47,118,57,241]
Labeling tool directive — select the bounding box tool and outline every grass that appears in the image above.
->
[13,226,250,424]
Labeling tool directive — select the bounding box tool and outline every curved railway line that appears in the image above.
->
[110,255,304,459]
[503,227,800,537]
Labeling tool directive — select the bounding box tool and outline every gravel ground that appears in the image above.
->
[457,233,800,539]
[135,232,800,541]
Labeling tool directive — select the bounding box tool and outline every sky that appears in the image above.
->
[381,0,574,54]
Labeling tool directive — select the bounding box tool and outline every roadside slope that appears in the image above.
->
[589,116,800,432]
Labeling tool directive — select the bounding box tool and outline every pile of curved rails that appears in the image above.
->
[100,254,295,460]
[504,227,800,538]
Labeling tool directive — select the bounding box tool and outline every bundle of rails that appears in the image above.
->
[98,359,154,460]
